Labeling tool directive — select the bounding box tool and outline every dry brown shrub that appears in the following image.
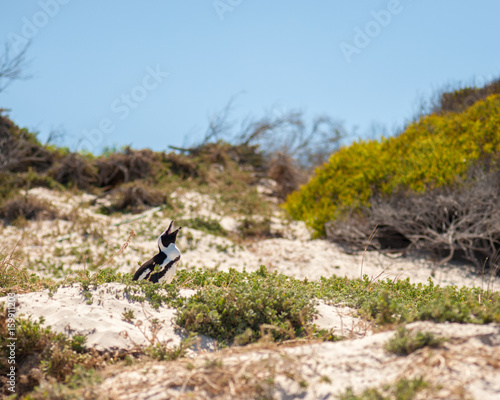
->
[164,152,198,178]
[108,183,166,213]
[96,147,153,188]
[183,141,265,172]
[268,151,307,200]
[195,141,231,166]
[237,217,273,239]
[0,113,54,173]
[433,77,500,114]
[49,153,97,190]
[0,194,59,224]
[326,166,500,273]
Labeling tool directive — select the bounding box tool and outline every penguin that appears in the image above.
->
[133,220,182,283]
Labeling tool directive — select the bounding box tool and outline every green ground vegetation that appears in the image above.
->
[1,265,499,397]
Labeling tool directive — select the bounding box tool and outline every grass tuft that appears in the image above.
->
[340,377,429,400]
[385,327,445,355]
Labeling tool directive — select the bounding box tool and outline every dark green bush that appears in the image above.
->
[434,77,500,114]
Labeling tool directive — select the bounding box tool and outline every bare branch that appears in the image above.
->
[0,40,32,92]
[326,166,500,273]
[203,93,242,144]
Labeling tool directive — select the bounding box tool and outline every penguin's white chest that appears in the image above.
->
[158,263,177,284]
[162,243,181,261]
[158,243,181,284]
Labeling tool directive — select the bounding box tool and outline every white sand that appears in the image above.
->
[10,283,198,351]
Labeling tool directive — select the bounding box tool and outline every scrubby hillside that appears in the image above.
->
[1,87,500,399]
[284,82,500,272]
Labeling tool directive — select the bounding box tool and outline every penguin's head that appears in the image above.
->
[158,220,182,253]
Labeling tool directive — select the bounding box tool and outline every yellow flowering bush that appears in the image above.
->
[284,94,500,236]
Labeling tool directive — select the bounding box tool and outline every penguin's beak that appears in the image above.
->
[165,220,175,235]
[172,226,182,238]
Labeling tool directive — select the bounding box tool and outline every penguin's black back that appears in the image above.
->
[132,253,166,282]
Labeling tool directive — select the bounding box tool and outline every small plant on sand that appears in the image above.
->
[0,244,55,295]
[340,377,429,400]
[237,216,275,239]
[121,308,135,323]
[178,216,227,237]
[385,327,445,356]
[145,334,198,361]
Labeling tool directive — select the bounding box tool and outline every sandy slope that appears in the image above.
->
[1,187,499,399]
[98,322,500,400]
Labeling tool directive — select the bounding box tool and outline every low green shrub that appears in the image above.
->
[118,267,500,329]
[314,275,500,325]
[175,266,316,345]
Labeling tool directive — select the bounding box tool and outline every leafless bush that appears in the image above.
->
[326,167,500,272]
[49,153,97,190]
[236,110,344,173]
[0,41,31,92]
[96,147,152,188]
[0,194,59,224]
[177,99,345,198]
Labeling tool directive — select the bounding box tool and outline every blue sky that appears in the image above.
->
[1,1,500,154]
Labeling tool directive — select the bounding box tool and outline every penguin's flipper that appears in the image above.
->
[132,258,158,281]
